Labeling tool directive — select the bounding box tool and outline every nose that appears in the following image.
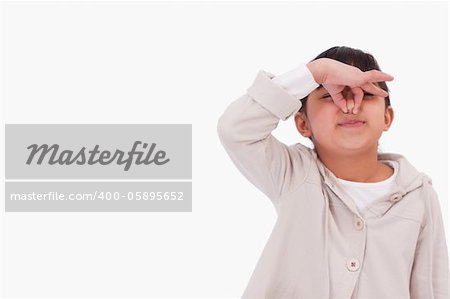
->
[342,87,356,113]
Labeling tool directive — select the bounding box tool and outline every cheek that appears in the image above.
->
[308,103,338,133]
[365,101,388,125]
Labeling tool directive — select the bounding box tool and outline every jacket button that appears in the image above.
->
[354,218,364,230]
[346,258,360,272]
[390,193,402,202]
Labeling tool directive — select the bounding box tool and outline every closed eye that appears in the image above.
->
[321,93,374,99]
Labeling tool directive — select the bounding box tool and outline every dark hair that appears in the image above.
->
[299,46,391,115]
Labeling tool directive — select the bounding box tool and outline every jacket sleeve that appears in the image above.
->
[410,180,450,298]
[217,65,318,208]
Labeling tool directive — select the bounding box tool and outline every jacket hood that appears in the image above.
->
[378,152,430,194]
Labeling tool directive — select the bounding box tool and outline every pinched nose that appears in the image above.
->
[342,86,355,100]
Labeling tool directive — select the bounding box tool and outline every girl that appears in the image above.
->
[217,46,449,298]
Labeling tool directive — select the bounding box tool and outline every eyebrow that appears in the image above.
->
[316,85,327,94]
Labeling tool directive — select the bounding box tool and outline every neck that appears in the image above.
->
[315,146,391,183]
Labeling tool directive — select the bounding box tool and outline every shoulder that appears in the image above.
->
[288,142,321,183]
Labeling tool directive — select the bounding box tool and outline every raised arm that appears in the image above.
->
[217,65,318,208]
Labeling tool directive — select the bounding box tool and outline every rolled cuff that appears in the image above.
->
[246,65,319,121]
[272,64,320,100]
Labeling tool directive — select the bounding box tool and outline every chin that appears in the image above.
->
[314,134,378,153]
[336,140,377,153]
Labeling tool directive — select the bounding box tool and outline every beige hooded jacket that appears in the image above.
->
[217,64,449,299]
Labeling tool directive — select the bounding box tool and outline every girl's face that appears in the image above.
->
[294,86,394,155]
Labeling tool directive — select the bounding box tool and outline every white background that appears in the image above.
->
[0,1,448,298]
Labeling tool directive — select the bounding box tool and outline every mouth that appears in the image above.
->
[338,120,366,128]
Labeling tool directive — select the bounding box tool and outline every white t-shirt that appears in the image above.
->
[336,160,399,213]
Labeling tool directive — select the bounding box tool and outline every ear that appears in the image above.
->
[383,106,394,131]
[294,111,312,137]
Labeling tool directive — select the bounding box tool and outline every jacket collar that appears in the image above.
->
[311,150,428,218]
[369,152,428,217]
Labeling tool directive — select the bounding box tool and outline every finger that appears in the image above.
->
[346,99,355,114]
[351,87,363,114]
[331,93,348,113]
[361,82,389,97]
[363,69,394,82]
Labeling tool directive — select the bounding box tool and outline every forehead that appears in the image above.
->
[310,85,326,95]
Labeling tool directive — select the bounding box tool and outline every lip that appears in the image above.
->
[338,120,366,128]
